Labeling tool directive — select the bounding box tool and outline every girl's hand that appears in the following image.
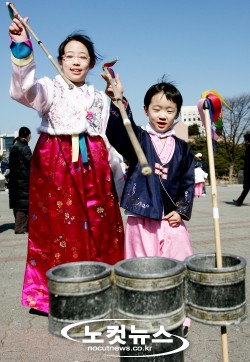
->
[101,72,124,103]
[8,13,29,42]
[163,211,181,227]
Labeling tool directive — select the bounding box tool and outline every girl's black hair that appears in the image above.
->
[57,32,102,66]
[144,77,183,114]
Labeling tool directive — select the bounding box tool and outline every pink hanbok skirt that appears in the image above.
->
[194,182,204,197]
[125,216,193,260]
[125,215,193,327]
[22,133,124,313]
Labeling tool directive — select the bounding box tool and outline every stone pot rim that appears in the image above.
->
[46,261,112,282]
[114,256,185,279]
[185,253,246,273]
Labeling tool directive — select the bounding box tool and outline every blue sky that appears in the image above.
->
[0,0,250,150]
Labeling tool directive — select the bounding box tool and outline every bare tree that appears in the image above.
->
[219,93,250,182]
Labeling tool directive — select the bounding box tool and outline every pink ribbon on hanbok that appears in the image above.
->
[155,163,168,180]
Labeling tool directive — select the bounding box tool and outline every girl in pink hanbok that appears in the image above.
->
[194,153,208,197]
[103,74,195,336]
[8,14,124,314]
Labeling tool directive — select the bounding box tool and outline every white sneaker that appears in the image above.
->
[202,193,206,196]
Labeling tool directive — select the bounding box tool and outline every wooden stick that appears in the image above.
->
[221,327,229,362]
[203,100,229,362]
[103,66,152,176]
[203,101,223,267]
[7,2,74,89]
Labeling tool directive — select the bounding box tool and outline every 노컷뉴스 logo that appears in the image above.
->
[61,319,189,358]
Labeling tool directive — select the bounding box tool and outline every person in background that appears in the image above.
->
[9,128,32,234]
[0,168,6,191]
[8,12,124,315]
[103,73,194,337]
[1,137,20,188]
[1,151,10,179]
[1,151,10,189]
[233,133,250,206]
[194,153,208,197]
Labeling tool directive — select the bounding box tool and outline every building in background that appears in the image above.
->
[0,132,18,156]
[173,105,206,141]
[181,105,205,137]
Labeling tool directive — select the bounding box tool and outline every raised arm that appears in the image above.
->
[8,13,53,113]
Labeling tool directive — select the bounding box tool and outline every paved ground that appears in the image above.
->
[0,185,249,362]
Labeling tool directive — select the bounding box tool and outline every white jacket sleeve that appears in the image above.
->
[10,60,53,114]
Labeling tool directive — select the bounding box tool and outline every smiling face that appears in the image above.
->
[144,91,178,133]
[58,40,93,87]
